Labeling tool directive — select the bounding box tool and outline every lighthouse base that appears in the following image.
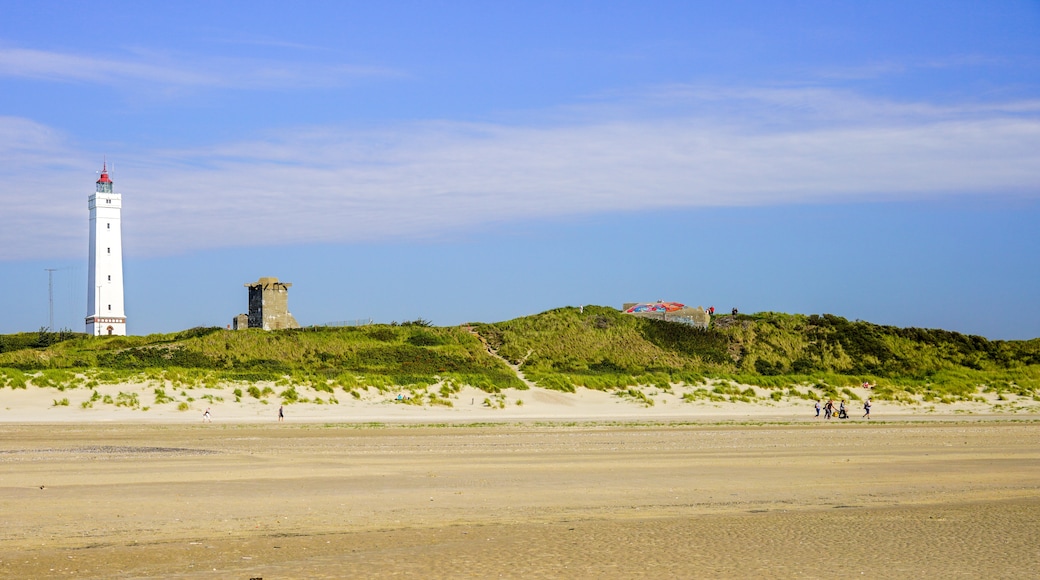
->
[86,316,127,336]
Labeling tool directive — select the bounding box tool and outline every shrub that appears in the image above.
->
[114,392,139,409]
[682,388,726,403]
[153,388,175,405]
[840,387,861,401]
[616,388,654,407]
[482,393,507,409]
[0,368,28,389]
[427,393,453,407]
[407,330,446,346]
[280,386,299,403]
[439,381,461,398]
[536,375,575,393]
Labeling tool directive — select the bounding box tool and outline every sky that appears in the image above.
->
[1,1,1038,340]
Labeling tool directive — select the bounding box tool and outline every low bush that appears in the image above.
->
[615,387,654,407]
[280,386,299,403]
[114,391,139,409]
[534,374,575,393]
[153,388,175,404]
[0,368,27,389]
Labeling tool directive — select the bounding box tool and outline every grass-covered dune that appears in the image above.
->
[0,322,523,394]
[474,306,1040,402]
[2,306,1039,406]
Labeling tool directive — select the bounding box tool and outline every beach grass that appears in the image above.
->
[1,307,1038,406]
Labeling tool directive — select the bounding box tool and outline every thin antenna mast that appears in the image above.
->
[45,268,58,330]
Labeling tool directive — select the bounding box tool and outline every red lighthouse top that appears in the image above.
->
[97,162,112,184]
[96,161,114,193]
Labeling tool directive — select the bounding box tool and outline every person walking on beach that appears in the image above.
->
[838,400,848,419]
[824,399,834,419]
[815,400,821,418]
[202,408,211,423]
[863,398,871,420]
[278,405,284,422]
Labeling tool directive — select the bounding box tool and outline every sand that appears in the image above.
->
[2,381,1039,578]
[1,419,1039,579]
[3,378,1038,424]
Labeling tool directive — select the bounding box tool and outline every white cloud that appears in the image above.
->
[0,47,399,90]
[809,54,1012,80]
[2,88,1039,260]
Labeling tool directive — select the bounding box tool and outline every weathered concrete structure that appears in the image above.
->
[233,277,300,330]
[232,313,249,331]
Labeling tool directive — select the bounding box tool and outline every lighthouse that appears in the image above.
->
[86,162,127,336]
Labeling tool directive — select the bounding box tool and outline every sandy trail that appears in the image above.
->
[1,422,1038,578]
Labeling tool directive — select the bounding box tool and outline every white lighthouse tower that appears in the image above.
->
[86,162,127,336]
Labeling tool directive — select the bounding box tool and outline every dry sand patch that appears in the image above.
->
[1,422,1038,578]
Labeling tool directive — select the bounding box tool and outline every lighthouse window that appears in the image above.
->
[106,223,110,230]
[108,304,111,311]
[106,199,111,204]
[107,247,110,254]
[107,275,111,281]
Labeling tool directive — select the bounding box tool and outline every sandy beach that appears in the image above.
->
[3,377,1039,425]
[2,381,1040,578]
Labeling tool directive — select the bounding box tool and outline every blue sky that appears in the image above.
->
[1,1,1038,339]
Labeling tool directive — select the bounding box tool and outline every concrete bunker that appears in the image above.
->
[232,277,300,330]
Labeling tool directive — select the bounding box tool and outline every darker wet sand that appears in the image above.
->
[1,422,1038,578]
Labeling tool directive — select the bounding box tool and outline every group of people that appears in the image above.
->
[815,398,871,420]
[202,404,287,422]
[705,306,738,316]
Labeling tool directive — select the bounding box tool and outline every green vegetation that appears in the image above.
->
[0,324,524,398]
[1,307,1038,408]
[483,393,507,409]
[114,391,139,409]
[80,390,101,409]
[153,387,175,405]
[475,306,1040,403]
[0,368,27,389]
[615,388,654,407]
[280,386,299,404]
[0,328,82,353]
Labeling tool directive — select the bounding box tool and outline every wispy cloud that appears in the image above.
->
[3,87,1039,260]
[809,54,1018,80]
[205,33,333,52]
[0,47,400,90]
